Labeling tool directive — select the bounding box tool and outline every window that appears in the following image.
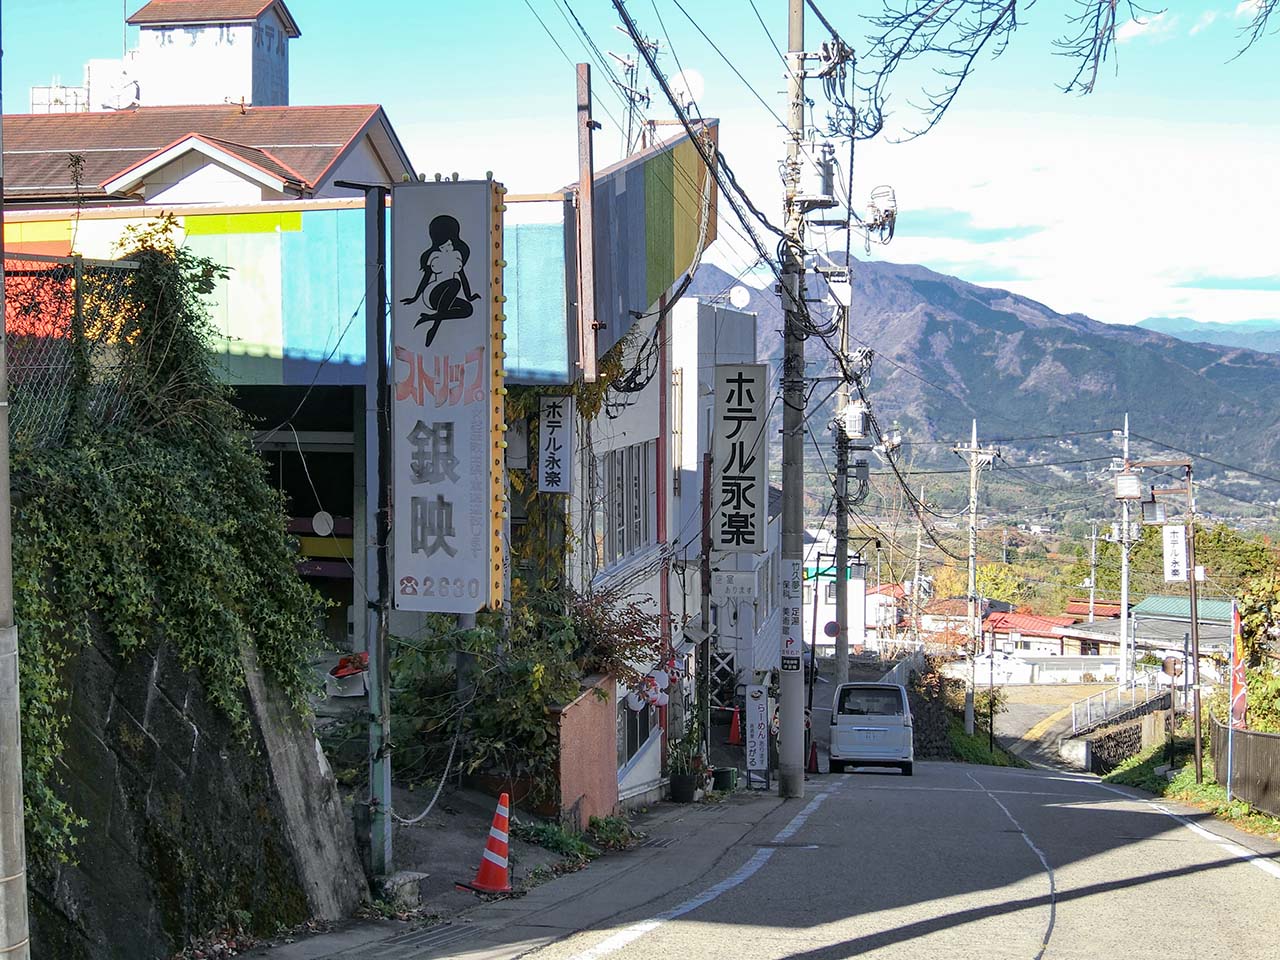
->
[803,582,814,607]
[591,439,657,572]
[592,456,606,570]
[825,582,837,602]
[838,686,906,716]
[618,695,655,768]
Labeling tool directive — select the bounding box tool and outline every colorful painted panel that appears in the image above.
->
[590,121,719,358]
[504,200,570,384]
[4,204,370,386]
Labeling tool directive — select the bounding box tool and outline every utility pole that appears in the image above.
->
[1119,414,1132,685]
[954,420,995,736]
[700,451,713,759]
[607,32,654,156]
[778,0,808,799]
[833,406,850,686]
[1185,464,1204,784]
[911,486,925,643]
[1132,456,1203,781]
[1088,521,1099,623]
[1,20,33,953]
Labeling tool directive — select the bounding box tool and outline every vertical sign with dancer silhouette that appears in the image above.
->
[391,180,506,613]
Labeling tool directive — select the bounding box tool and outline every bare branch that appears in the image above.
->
[1234,0,1279,59]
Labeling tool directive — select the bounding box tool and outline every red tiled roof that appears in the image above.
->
[985,611,1078,637]
[868,583,907,598]
[2,105,383,200]
[1064,598,1125,617]
[922,598,970,617]
[127,0,300,36]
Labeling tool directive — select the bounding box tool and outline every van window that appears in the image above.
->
[838,687,905,716]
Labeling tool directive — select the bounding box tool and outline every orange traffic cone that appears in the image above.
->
[457,792,513,894]
[807,739,820,774]
[727,706,744,746]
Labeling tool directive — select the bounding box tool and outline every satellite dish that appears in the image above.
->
[312,510,335,537]
[670,69,705,110]
[729,285,751,310]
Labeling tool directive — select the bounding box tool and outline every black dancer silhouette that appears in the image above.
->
[401,214,482,348]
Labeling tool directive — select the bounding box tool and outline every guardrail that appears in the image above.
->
[880,649,925,687]
[1070,673,1166,733]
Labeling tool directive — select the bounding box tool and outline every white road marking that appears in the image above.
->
[561,788,838,960]
[1093,781,1280,880]
[966,772,1057,960]
[841,783,1103,800]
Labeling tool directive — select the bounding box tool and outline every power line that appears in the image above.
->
[1130,432,1280,486]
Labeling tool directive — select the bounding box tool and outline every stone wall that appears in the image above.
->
[1065,711,1169,775]
[29,636,367,960]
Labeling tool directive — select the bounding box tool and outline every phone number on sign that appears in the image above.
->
[414,576,482,599]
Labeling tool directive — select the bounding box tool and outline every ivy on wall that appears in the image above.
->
[14,218,323,866]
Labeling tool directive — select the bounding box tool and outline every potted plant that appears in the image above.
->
[668,736,699,803]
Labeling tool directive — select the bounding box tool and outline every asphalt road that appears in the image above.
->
[518,762,1280,960]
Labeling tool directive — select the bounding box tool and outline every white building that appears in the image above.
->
[30,0,300,114]
[801,528,869,654]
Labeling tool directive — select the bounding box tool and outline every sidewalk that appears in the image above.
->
[243,788,786,960]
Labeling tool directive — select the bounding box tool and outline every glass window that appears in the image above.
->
[646,439,657,545]
[826,582,837,602]
[629,444,641,553]
[837,686,906,716]
[592,456,606,571]
[613,450,626,563]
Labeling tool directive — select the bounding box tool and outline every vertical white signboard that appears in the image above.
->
[1163,524,1188,583]
[780,558,803,672]
[391,181,504,612]
[712,363,768,553]
[745,684,769,773]
[537,395,574,493]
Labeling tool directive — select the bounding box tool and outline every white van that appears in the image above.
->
[828,682,914,776]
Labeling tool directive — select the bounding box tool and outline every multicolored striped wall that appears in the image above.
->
[2,122,717,386]
[590,121,719,358]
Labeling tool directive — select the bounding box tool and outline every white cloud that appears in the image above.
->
[1190,11,1219,35]
[1117,11,1178,43]
[1236,0,1264,19]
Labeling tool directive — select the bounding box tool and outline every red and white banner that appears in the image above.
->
[1230,602,1247,729]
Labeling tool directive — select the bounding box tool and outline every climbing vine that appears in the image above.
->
[506,333,628,585]
[14,218,323,866]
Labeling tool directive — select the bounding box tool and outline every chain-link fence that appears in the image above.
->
[3,253,138,448]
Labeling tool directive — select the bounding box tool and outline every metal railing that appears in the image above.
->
[1070,672,1166,733]
[1211,716,1280,817]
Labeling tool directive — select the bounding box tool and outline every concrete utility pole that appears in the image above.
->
[833,416,849,685]
[1,24,34,952]
[1110,414,1139,685]
[911,486,925,643]
[954,420,995,736]
[778,0,808,799]
[1088,521,1099,623]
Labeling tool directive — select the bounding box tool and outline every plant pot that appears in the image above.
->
[712,767,738,791]
[669,772,697,803]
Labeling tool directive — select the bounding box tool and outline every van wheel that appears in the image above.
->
[830,759,845,773]
[900,763,913,777]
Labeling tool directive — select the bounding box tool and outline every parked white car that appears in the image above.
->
[828,682,914,776]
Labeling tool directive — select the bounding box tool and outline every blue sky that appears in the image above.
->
[4,1,1279,325]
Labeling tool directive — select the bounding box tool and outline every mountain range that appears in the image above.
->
[1137,317,1280,354]
[688,259,1280,511]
